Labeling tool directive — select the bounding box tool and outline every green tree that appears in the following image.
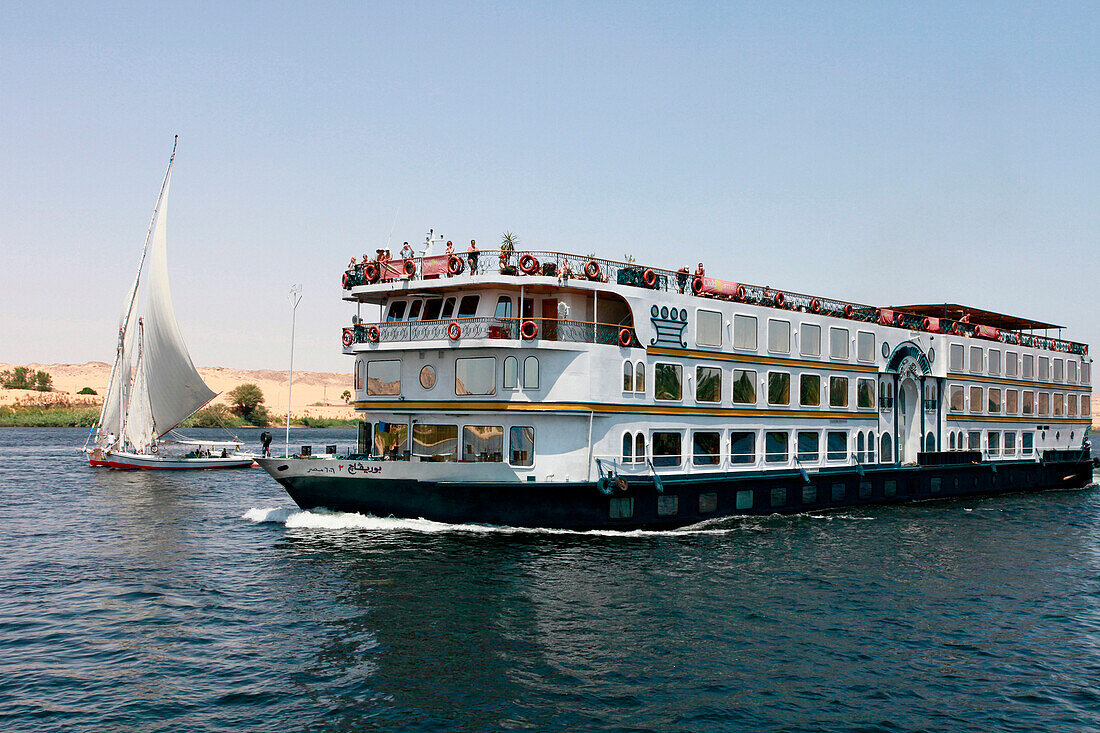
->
[1,367,34,389]
[34,370,53,391]
[500,231,518,252]
[227,383,265,418]
[341,390,352,404]
[78,387,97,395]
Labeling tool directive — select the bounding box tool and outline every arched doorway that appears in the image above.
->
[898,377,921,463]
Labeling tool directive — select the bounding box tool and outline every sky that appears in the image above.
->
[2,1,1098,374]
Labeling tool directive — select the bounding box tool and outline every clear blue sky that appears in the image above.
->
[2,1,1097,373]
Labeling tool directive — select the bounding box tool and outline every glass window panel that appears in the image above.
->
[455,357,496,395]
[970,386,983,413]
[968,431,981,451]
[463,425,503,462]
[366,360,401,395]
[765,431,789,463]
[1023,354,1034,379]
[733,314,757,351]
[509,426,535,466]
[1006,351,1018,377]
[988,431,1000,456]
[696,309,723,347]
[970,346,983,373]
[988,388,1001,413]
[695,366,722,403]
[857,332,874,362]
[799,374,820,407]
[827,431,847,460]
[652,432,682,466]
[949,385,964,412]
[422,298,443,321]
[1006,389,1018,414]
[1054,393,1064,416]
[1083,362,1090,384]
[857,379,875,408]
[1038,392,1050,415]
[622,433,633,462]
[1083,399,1091,417]
[413,424,458,461]
[830,328,850,360]
[1067,394,1077,416]
[440,297,456,319]
[768,372,790,406]
[988,349,1001,375]
[373,422,408,458]
[655,363,683,401]
[494,296,512,319]
[407,300,423,320]
[1039,356,1049,380]
[800,324,821,356]
[622,361,633,392]
[523,356,539,389]
[1022,391,1034,414]
[386,301,407,322]
[730,431,755,464]
[768,320,791,354]
[1054,359,1064,382]
[635,433,645,462]
[732,369,756,404]
[797,431,819,462]
[1022,432,1034,454]
[1068,360,1077,383]
[692,432,721,465]
[635,362,646,393]
[830,376,849,408]
[1004,431,1016,454]
[457,295,480,317]
[950,344,964,371]
[504,356,518,389]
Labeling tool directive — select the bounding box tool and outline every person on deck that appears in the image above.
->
[694,262,706,279]
[348,256,357,269]
[467,240,479,271]
[676,267,689,294]
[400,241,415,260]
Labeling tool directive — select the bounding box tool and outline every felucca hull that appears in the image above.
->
[88,450,254,470]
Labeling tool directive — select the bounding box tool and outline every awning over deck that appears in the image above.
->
[890,303,1064,331]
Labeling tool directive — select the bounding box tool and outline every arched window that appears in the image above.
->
[881,433,893,463]
[867,431,876,463]
[622,433,633,462]
[925,432,936,452]
[635,433,646,463]
[949,432,956,451]
[635,362,646,393]
[503,356,518,389]
[354,359,363,390]
[856,432,865,463]
[523,356,539,389]
[623,361,633,392]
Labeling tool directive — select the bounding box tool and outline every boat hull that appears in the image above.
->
[89,451,255,470]
[258,457,1096,530]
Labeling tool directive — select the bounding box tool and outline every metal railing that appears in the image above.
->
[343,316,640,348]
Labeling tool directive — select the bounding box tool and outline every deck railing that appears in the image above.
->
[343,316,640,348]
[341,249,1087,355]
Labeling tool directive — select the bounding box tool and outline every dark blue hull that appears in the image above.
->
[269,456,1096,530]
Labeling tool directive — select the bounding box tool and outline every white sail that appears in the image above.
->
[123,327,155,451]
[140,172,216,437]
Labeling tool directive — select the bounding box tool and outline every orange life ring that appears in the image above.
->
[843,303,854,318]
[735,285,746,301]
[691,277,704,295]
[342,329,353,347]
[810,298,821,313]
[618,328,632,347]
[951,322,962,335]
[519,254,539,275]
[403,259,417,277]
[448,321,461,340]
[364,263,379,283]
[585,259,601,280]
[341,272,350,288]
[774,291,785,308]
[643,268,656,287]
[520,319,538,340]
[447,256,464,275]
[367,325,380,343]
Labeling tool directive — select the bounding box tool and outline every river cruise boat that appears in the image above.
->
[258,240,1095,529]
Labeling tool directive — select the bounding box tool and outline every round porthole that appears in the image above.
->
[881,342,890,358]
[419,365,436,389]
[928,348,935,364]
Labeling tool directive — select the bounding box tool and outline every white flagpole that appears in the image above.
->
[286,284,302,457]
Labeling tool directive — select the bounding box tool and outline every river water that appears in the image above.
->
[2,427,1100,732]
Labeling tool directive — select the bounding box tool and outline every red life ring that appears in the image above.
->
[448,321,461,340]
[520,319,538,340]
[843,304,854,318]
[403,259,417,277]
[618,328,632,347]
[367,325,380,343]
[519,254,539,275]
[341,272,350,288]
[364,263,379,283]
[691,277,704,295]
[895,313,906,327]
[585,259,601,280]
[447,256,464,275]
[643,268,656,287]
[735,285,746,301]
[951,322,962,335]
[810,298,821,313]
[774,291,785,308]
[341,328,353,347]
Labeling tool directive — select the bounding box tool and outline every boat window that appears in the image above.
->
[880,380,894,409]
[1054,393,1064,416]
[1004,431,1016,455]
[366,360,401,395]
[635,433,646,462]
[949,385,964,412]
[736,489,753,510]
[696,309,723,348]
[1038,356,1050,380]
[1022,354,1034,379]
[509,426,534,466]
[373,421,408,458]
[988,431,1000,456]
[1068,394,1077,416]
[988,388,1002,413]
[829,376,849,408]
[1038,392,1050,415]
[695,366,722,403]
[949,432,956,450]
[440,297,457,319]
[1005,351,1018,377]
[730,431,756,464]
[1006,389,1018,414]
[357,420,372,455]
[457,295,480,317]
[1068,360,1077,383]
[827,431,847,461]
[406,300,423,321]
[413,424,458,462]
[856,432,865,462]
[654,363,683,401]
[634,362,645,393]
[1022,432,1034,454]
[733,314,758,351]
[857,378,875,408]
[652,432,682,467]
[949,344,964,371]
[1083,398,1091,417]
[692,432,721,466]
[925,432,936,452]
[968,431,981,451]
[767,319,790,354]
[857,331,874,362]
[1083,362,1091,384]
[419,365,436,390]
[797,431,820,462]
[799,374,820,407]
[988,349,1001,375]
[767,372,790,406]
[622,433,633,462]
[765,431,789,463]
[867,431,876,463]
[970,346,983,373]
[830,327,849,360]
[969,386,982,413]
[1022,390,1035,415]
[455,357,496,395]
[354,358,363,391]
[422,298,444,321]
[770,487,787,508]
[732,369,756,404]
[523,356,539,390]
[700,492,719,512]
[1053,359,1064,382]
[622,361,633,391]
[881,433,893,462]
[463,425,503,462]
[800,324,821,357]
[386,301,407,322]
[504,356,518,389]
[494,296,513,319]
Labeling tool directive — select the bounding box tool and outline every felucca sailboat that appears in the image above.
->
[85,139,253,469]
